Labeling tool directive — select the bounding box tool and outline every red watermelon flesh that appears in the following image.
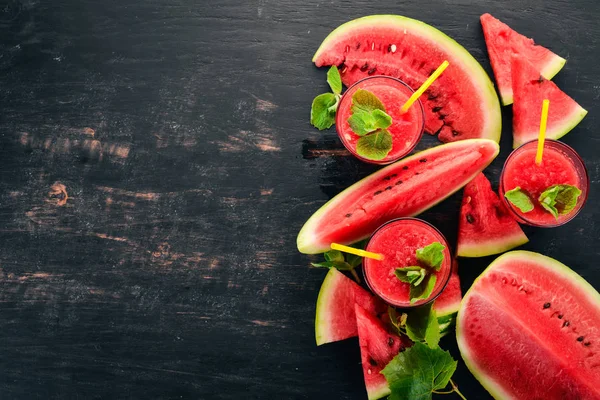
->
[480,13,566,106]
[313,15,501,143]
[356,304,411,400]
[315,268,386,346]
[433,259,462,335]
[457,173,528,257]
[457,251,600,400]
[297,139,499,254]
[512,55,587,148]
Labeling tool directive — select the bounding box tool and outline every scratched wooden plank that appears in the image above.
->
[0,0,598,399]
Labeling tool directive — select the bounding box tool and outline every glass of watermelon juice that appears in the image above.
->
[336,76,425,165]
[363,218,452,308]
[499,139,589,227]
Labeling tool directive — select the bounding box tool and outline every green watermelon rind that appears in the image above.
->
[297,139,500,254]
[315,268,342,346]
[312,15,502,143]
[456,250,600,399]
[457,230,529,258]
[513,105,588,148]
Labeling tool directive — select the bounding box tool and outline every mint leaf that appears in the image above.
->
[310,260,354,271]
[324,249,344,263]
[345,239,368,268]
[351,89,386,114]
[348,111,377,136]
[539,184,582,218]
[310,92,337,130]
[372,109,392,129]
[410,274,437,305]
[356,129,393,161]
[505,187,534,213]
[416,242,445,271]
[382,342,458,400]
[395,267,426,286]
[405,303,440,349]
[326,66,342,95]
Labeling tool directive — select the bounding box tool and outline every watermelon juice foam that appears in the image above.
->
[500,140,589,227]
[336,76,425,165]
[363,218,452,308]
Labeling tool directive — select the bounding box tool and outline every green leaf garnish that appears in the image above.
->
[310,260,354,271]
[382,342,458,400]
[538,184,582,218]
[409,274,437,305]
[416,242,445,271]
[356,129,393,160]
[311,240,368,283]
[326,66,342,95]
[348,111,378,136]
[404,303,440,349]
[351,88,386,113]
[323,249,344,263]
[395,266,427,286]
[504,187,534,213]
[310,93,338,130]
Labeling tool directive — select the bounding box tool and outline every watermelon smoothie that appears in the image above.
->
[336,76,425,165]
[363,218,452,308]
[500,140,589,227]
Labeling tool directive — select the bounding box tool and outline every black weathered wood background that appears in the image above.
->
[0,0,598,399]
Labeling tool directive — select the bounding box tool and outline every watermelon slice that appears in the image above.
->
[457,251,600,399]
[480,13,566,106]
[457,173,528,257]
[356,304,410,400]
[315,268,385,346]
[433,259,462,336]
[297,139,499,254]
[312,15,501,143]
[512,55,587,147]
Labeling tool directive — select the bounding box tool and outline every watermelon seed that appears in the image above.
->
[387,337,395,347]
[345,213,352,218]
[577,336,585,342]
[584,342,591,346]
[537,75,544,83]
[345,45,350,54]
[356,42,361,50]
[385,186,392,191]
[466,214,475,224]
[383,176,391,181]
[432,106,443,112]
[371,43,375,51]
[368,67,377,75]
[403,166,409,170]
[427,92,439,100]
[360,63,369,72]
[395,180,403,186]
[563,321,570,327]
[438,114,447,120]
[389,44,397,53]
[558,315,563,319]
[391,174,397,178]
[452,130,460,137]
[543,302,551,309]
[415,172,420,175]
[419,158,427,163]
[368,357,378,366]
[501,278,507,284]
[374,190,382,196]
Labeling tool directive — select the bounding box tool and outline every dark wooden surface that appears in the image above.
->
[0,0,598,399]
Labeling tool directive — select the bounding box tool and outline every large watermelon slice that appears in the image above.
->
[480,13,566,106]
[512,55,587,147]
[457,172,528,257]
[297,139,499,254]
[457,251,600,399]
[356,304,410,400]
[433,259,462,336]
[312,15,501,143]
[315,268,386,346]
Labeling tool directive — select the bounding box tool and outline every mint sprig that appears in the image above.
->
[538,184,581,218]
[395,242,445,304]
[504,187,534,213]
[310,239,368,282]
[348,89,393,160]
[310,66,342,130]
[416,242,445,271]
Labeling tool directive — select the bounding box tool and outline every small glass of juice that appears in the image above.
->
[336,76,425,165]
[363,218,452,308]
[499,139,589,227]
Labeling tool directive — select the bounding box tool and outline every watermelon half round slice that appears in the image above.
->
[480,13,566,106]
[312,15,501,143]
[457,251,600,399]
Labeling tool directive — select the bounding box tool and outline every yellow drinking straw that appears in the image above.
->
[535,99,550,166]
[400,60,450,114]
[330,243,384,261]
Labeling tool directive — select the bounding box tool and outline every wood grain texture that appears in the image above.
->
[0,0,598,398]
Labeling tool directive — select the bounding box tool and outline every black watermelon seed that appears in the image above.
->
[558,315,563,319]
[360,63,369,72]
[387,45,392,52]
[395,180,403,185]
[466,214,475,224]
[577,336,585,342]
[345,213,352,218]
[391,174,397,178]
[543,303,551,309]
[403,166,409,170]
[432,106,443,112]
[387,337,395,347]
[383,176,391,181]
[368,67,377,75]
[374,190,382,196]
[356,42,361,49]
[415,172,420,175]
[563,321,570,327]
[369,357,378,366]
[419,158,427,163]
[584,342,591,346]
[427,93,439,100]
[438,114,447,120]
[385,186,392,191]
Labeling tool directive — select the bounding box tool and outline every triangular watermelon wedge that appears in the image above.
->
[457,173,528,257]
[433,259,462,336]
[481,13,566,106]
[356,304,410,400]
[315,268,386,346]
[512,56,587,147]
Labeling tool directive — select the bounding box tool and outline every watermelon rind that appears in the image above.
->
[456,250,600,399]
[315,268,344,345]
[513,105,587,148]
[297,139,500,254]
[457,231,528,258]
[312,15,501,144]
